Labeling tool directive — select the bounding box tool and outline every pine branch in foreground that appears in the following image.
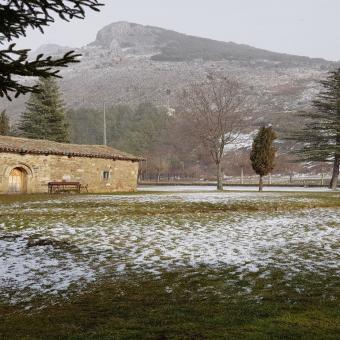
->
[0,0,104,100]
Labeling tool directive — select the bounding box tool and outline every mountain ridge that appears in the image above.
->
[2,21,336,123]
[87,21,329,64]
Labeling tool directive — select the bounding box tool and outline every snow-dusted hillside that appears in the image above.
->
[1,22,336,124]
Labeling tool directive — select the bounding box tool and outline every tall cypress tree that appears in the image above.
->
[250,126,277,192]
[0,110,10,135]
[290,68,340,189]
[19,77,69,142]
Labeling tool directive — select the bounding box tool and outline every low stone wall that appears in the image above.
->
[0,152,139,194]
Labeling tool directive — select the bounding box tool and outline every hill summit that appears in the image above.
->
[2,21,334,120]
[89,21,325,64]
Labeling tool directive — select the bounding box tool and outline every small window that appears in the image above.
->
[102,171,110,180]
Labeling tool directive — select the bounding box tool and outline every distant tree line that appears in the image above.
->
[68,103,168,156]
[67,102,198,181]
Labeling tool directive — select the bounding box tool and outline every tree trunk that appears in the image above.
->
[329,156,339,190]
[217,162,223,191]
[259,175,263,192]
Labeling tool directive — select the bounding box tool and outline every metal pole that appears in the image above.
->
[103,103,107,146]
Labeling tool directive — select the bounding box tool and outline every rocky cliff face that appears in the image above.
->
[89,21,162,56]
[1,22,336,127]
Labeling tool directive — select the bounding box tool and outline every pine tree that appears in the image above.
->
[0,110,10,135]
[19,77,69,142]
[290,68,340,189]
[250,126,277,192]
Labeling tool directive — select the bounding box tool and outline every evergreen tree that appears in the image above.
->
[0,109,10,135]
[19,77,69,142]
[250,126,277,192]
[290,68,340,189]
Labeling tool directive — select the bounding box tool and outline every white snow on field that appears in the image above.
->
[0,192,339,306]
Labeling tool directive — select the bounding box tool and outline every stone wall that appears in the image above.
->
[0,152,139,194]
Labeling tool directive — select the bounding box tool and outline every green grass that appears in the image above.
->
[1,269,339,339]
[0,191,339,339]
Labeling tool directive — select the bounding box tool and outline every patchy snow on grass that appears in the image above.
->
[0,192,339,306]
[0,233,96,305]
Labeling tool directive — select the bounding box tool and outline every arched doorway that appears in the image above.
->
[8,167,28,193]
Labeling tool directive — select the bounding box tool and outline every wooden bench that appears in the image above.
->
[48,181,81,194]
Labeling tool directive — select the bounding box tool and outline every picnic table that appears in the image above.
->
[48,181,81,194]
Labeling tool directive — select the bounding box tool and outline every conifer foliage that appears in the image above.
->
[250,126,277,192]
[19,77,69,142]
[290,68,340,189]
[0,0,103,100]
[0,109,10,135]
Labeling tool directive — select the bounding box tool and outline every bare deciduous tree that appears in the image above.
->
[178,74,248,190]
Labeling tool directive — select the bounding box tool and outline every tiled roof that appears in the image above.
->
[0,136,142,161]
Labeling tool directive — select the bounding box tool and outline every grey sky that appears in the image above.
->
[16,0,340,61]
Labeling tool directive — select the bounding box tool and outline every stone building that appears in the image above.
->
[0,136,141,194]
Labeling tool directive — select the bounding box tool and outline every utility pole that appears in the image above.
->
[166,89,171,108]
[240,165,244,185]
[103,103,107,146]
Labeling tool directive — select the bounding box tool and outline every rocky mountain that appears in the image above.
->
[1,21,336,128]
[89,21,325,64]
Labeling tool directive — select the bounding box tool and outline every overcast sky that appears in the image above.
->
[16,0,340,61]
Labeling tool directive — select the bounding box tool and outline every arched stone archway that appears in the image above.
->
[8,167,28,193]
[4,164,33,194]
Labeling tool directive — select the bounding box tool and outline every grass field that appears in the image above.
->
[0,191,339,339]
